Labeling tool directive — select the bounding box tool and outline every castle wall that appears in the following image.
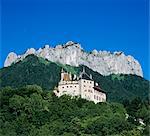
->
[79,79,95,101]
[57,82,80,97]
[93,90,106,103]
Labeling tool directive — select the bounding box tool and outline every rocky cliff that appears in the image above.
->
[4,41,143,77]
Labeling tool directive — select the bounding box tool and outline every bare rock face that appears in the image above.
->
[26,48,36,55]
[4,41,143,77]
[4,52,18,67]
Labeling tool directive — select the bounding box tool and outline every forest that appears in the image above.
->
[0,85,149,136]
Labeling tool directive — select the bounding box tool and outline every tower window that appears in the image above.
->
[88,90,92,93]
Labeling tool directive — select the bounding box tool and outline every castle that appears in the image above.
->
[54,68,106,103]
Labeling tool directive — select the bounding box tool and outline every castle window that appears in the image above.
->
[85,90,87,92]
[70,86,72,88]
[84,81,86,83]
[102,98,105,101]
[75,86,76,87]
[84,85,86,87]
[67,86,68,88]
[94,95,96,99]
[62,87,64,89]
[90,82,92,84]
[97,96,98,100]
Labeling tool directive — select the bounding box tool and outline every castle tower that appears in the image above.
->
[69,72,72,81]
[61,68,65,81]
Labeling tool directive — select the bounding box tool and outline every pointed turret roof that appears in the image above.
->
[79,67,93,80]
[61,68,64,73]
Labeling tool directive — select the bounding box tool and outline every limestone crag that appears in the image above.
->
[4,41,143,77]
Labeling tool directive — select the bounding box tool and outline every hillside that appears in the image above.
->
[0,55,149,103]
[0,85,149,136]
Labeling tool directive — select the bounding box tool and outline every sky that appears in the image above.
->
[1,0,149,79]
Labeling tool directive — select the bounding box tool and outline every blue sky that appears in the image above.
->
[1,0,149,79]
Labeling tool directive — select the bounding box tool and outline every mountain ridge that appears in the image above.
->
[4,41,143,77]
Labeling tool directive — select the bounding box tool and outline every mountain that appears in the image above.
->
[4,41,143,77]
[0,55,149,103]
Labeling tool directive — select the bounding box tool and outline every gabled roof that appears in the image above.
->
[79,67,93,81]
[80,73,93,80]
[93,86,106,93]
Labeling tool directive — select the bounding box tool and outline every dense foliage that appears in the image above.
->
[0,55,149,103]
[0,85,149,136]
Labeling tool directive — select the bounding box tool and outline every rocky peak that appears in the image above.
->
[4,52,18,67]
[44,45,50,49]
[4,41,143,77]
[62,41,82,49]
[26,48,36,55]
